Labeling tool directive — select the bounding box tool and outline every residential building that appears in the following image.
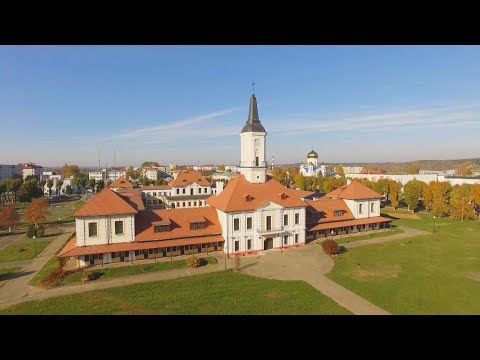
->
[89,169,126,182]
[18,162,43,179]
[0,164,21,180]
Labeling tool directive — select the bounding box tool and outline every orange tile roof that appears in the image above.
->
[326,180,382,200]
[109,177,134,189]
[57,237,77,257]
[308,216,393,231]
[169,170,211,187]
[74,188,137,217]
[116,188,145,211]
[135,206,222,242]
[205,174,314,212]
[305,197,355,225]
[57,234,224,257]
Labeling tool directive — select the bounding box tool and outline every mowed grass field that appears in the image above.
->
[0,271,351,315]
[327,209,480,314]
[0,240,52,263]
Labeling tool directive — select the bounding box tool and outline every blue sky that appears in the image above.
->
[1,45,479,167]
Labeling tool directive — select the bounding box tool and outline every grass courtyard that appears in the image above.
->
[0,271,351,314]
[327,210,480,314]
[0,240,52,263]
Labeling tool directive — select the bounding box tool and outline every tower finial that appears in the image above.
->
[252,81,255,95]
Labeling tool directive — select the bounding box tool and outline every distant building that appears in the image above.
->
[89,169,126,182]
[224,165,239,173]
[18,162,43,179]
[419,169,456,176]
[192,164,217,171]
[300,149,326,177]
[342,165,363,174]
[0,164,21,180]
[360,169,385,174]
[212,172,236,181]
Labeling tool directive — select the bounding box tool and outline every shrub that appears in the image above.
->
[35,224,45,238]
[40,268,73,288]
[186,255,200,268]
[26,224,36,238]
[16,247,26,253]
[321,239,342,255]
[81,270,97,283]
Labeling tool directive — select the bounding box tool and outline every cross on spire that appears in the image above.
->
[252,81,255,95]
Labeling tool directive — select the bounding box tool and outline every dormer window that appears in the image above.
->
[189,216,206,230]
[334,210,343,217]
[153,219,171,233]
[244,194,254,202]
[279,192,289,200]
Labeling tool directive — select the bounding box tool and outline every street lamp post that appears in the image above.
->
[433,216,436,233]
[33,235,37,257]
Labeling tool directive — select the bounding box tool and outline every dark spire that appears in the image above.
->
[241,93,266,133]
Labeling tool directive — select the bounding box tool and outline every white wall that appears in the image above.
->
[346,173,480,186]
[239,131,267,183]
[76,214,135,246]
[344,199,380,219]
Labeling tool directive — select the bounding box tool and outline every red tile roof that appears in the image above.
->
[308,216,393,231]
[116,188,145,211]
[306,197,355,225]
[135,207,222,242]
[206,174,313,212]
[327,180,382,200]
[169,170,211,187]
[109,177,134,189]
[58,234,224,257]
[74,188,137,217]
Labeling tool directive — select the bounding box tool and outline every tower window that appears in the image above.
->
[256,157,259,166]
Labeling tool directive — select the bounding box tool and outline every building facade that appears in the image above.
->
[0,165,21,180]
[18,163,43,179]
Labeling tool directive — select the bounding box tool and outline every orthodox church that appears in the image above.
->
[299,149,327,177]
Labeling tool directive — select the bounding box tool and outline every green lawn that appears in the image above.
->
[30,256,218,288]
[0,271,351,314]
[0,267,22,289]
[327,212,480,314]
[59,256,218,287]
[332,226,404,245]
[0,240,52,263]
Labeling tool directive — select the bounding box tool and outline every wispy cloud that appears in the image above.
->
[110,107,241,140]
[268,100,480,135]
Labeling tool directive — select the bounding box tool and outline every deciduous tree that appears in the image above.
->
[450,184,476,221]
[431,181,452,217]
[334,165,344,177]
[65,185,73,196]
[0,205,20,232]
[56,180,63,195]
[46,179,54,195]
[455,161,472,176]
[472,184,480,219]
[18,179,43,202]
[60,163,80,179]
[88,178,96,193]
[24,198,49,228]
[96,180,104,192]
[403,179,426,212]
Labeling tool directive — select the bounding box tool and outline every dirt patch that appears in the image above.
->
[467,273,480,282]
[352,263,402,280]
[265,291,284,300]
[389,213,420,219]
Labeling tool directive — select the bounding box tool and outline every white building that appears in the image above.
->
[342,165,363,174]
[0,165,21,180]
[18,163,43,179]
[143,168,159,181]
[299,150,326,177]
[345,172,480,186]
[89,169,126,182]
[224,165,238,173]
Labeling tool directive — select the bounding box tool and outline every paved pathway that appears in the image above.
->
[239,244,389,315]
[344,226,429,249]
[0,226,74,305]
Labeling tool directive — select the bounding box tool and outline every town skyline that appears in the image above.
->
[1,45,480,167]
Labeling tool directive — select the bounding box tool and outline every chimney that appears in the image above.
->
[216,181,224,195]
[346,178,352,185]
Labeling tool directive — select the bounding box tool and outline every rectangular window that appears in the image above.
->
[266,216,272,230]
[359,204,363,214]
[124,251,130,257]
[234,240,239,252]
[190,188,194,195]
[284,214,288,225]
[176,189,180,194]
[283,235,288,245]
[88,222,97,237]
[199,201,202,206]
[234,218,240,231]
[370,203,374,212]
[154,225,170,232]
[204,187,208,193]
[247,239,252,250]
[188,201,191,207]
[194,201,197,206]
[190,222,205,230]
[255,156,259,166]
[114,220,124,235]
[183,188,186,194]
[295,213,299,224]
[182,202,186,207]
[246,217,252,229]
[334,210,343,217]
[295,234,299,243]
[153,192,156,196]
